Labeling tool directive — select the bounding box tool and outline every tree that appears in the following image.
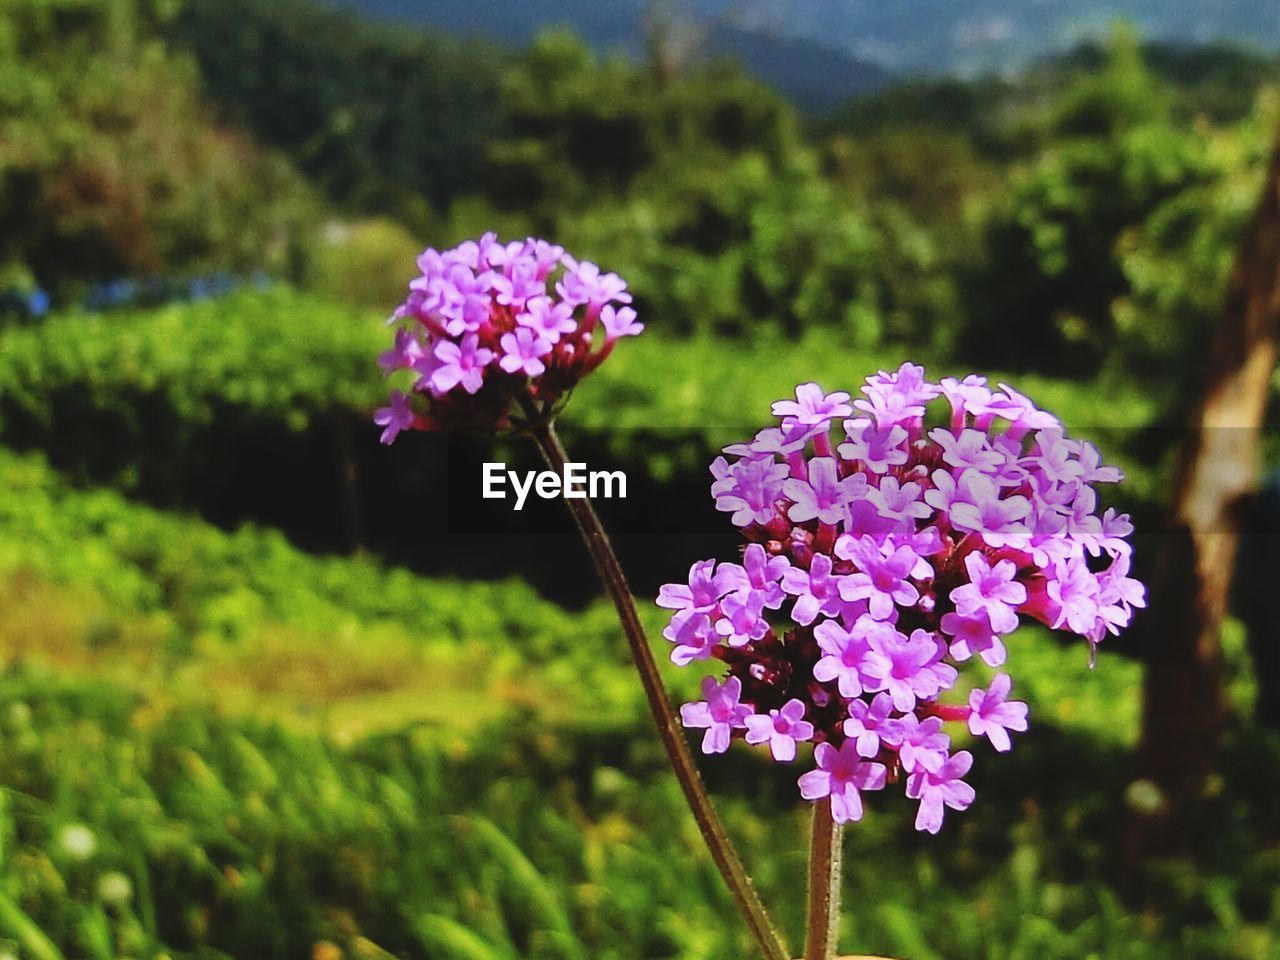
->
[171,0,502,221]
[1128,132,1280,859]
[0,0,319,294]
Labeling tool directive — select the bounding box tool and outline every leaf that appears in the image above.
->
[411,914,514,960]
[462,816,588,960]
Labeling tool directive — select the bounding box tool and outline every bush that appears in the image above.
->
[0,445,647,730]
[0,0,321,294]
[304,219,422,307]
[0,286,1168,602]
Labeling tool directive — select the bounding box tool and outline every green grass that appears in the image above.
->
[0,662,1275,960]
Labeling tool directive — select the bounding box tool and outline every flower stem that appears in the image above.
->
[804,799,843,960]
[526,415,790,960]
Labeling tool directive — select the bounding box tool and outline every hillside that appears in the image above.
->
[328,0,1280,77]
[316,0,890,111]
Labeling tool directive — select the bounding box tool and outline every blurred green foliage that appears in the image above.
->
[454,31,960,348]
[0,446,646,734]
[0,288,383,487]
[962,33,1276,381]
[0,0,321,296]
[304,219,421,308]
[0,440,1145,741]
[2,445,1277,960]
[0,287,1164,509]
[170,0,501,223]
[6,668,1258,960]
[3,2,1280,958]
[5,0,1277,384]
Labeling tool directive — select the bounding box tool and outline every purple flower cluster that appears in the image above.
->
[375,235,641,439]
[662,367,1145,832]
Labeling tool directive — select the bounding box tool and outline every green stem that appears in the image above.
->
[804,798,843,960]
[526,415,790,960]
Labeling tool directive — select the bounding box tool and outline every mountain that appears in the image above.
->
[772,0,1280,75]
[335,0,638,48]
[326,0,1280,83]
[320,0,892,110]
[703,26,889,110]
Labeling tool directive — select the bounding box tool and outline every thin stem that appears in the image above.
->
[804,799,843,960]
[525,415,790,960]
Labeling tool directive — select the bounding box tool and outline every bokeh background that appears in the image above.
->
[2,1,1280,958]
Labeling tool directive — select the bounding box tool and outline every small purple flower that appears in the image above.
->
[680,675,753,754]
[1075,441,1125,485]
[906,750,975,834]
[923,468,980,514]
[838,419,909,474]
[837,535,922,620]
[947,482,1031,547]
[490,259,544,307]
[861,628,957,712]
[783,457,862,525]
[928,428,1007,475]
[843,692,898,758]
[967,674,1028,752]
[949,552,1027,634]
[868,476,930,524]
[939,375,993,426]
[430,334,493,395]
[992,383,1060,434]
[896,714,950,774]
[373,390,416,444]
[744,699,814,762]
[377,328,425,375]
[772,382,853,426]
[1022,431,1084,487]
[732,543,788,609]
[714,455,790,527]
[657,559,742,615]
[1096,553,1146,632]
[715,587,769,645]
[418,263,491,336]
[744,422,817,458]
[798,740,887,825]
[781,553,846,626]
[853,386,928,429]
[498,327,553,377]
[1079,508,1135,559]
[518,296,577,342]
[481,235,528,268]
[1023,504,1074,567]
[863,362,940,415]
[557,257,631,312]
[600,304,644,339]
[812,618,878,697]
[1047,556,1101,635]
[939,609,1007,666]
[664,611,718,665]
